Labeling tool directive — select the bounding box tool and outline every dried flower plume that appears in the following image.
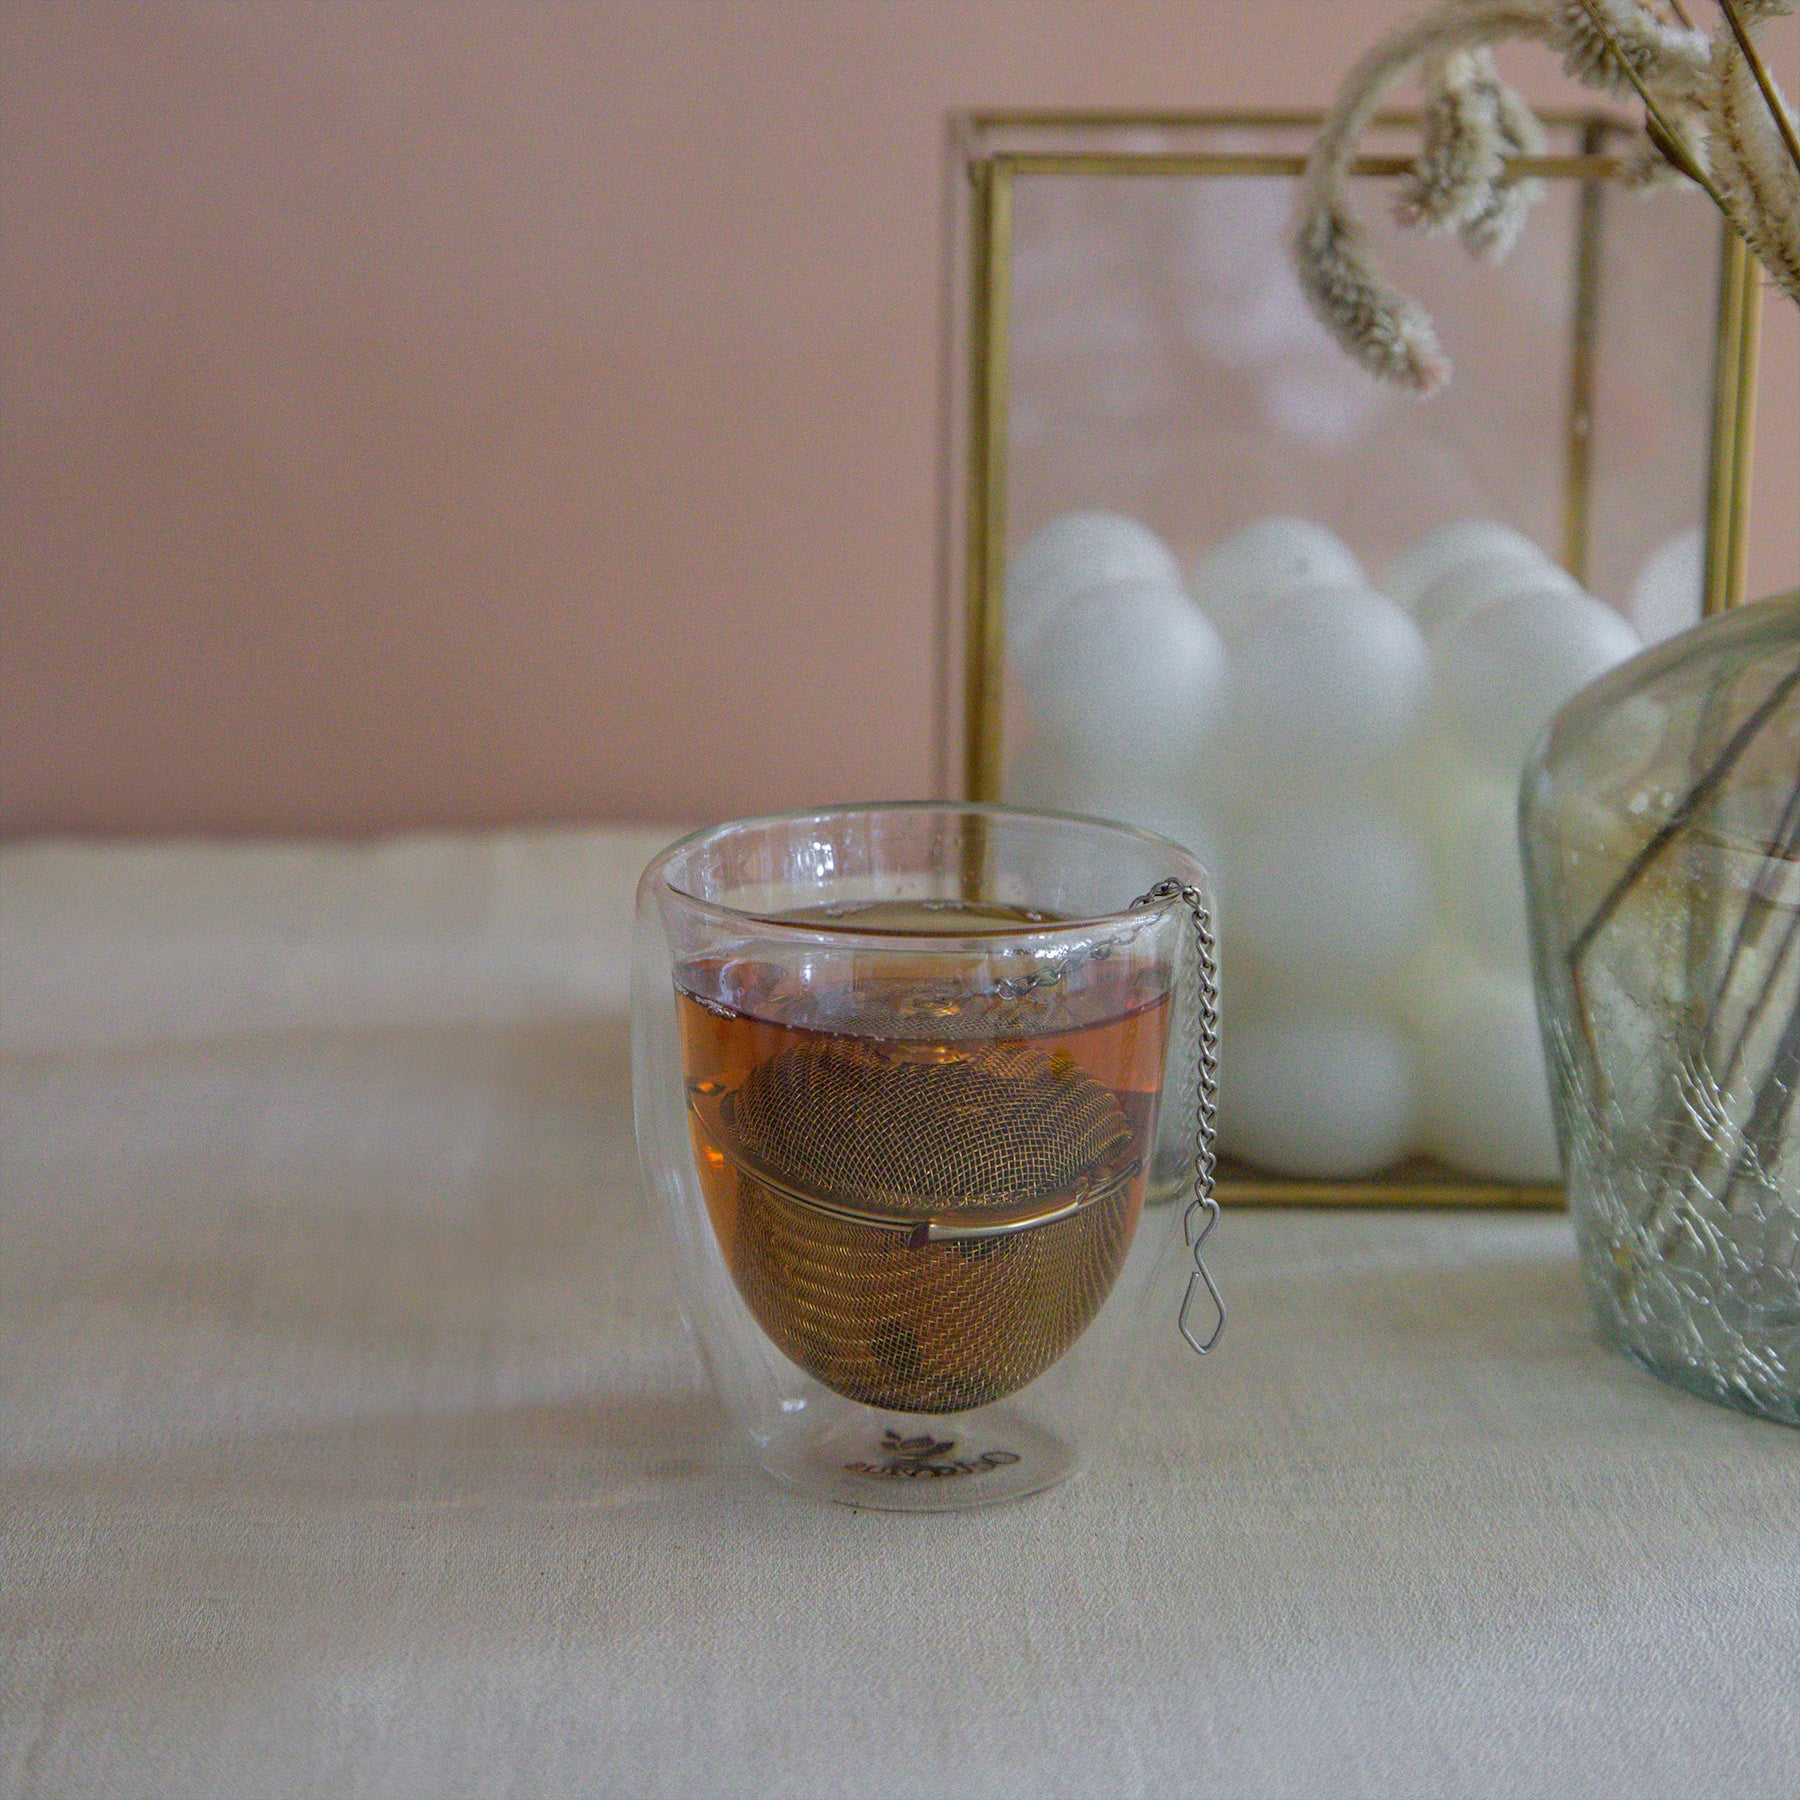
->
[1398,46,1554,258]
[1397,47,1547,251]
[1706,10,1800,294]
[1557,0,1709,94]
[1297,0,1800,392]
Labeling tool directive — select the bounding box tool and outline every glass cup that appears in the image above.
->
[633,802,1221,1510]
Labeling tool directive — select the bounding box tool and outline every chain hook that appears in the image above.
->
[1131,877,1224,1356]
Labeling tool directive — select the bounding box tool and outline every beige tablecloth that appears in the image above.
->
[2,827,1795,1800]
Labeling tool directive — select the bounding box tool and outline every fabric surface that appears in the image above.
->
[2,827,1795,1800]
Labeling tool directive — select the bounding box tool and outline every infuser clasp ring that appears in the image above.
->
[686,1080,1142,1244]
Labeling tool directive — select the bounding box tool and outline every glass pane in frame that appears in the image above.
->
[948,113,1760,1207]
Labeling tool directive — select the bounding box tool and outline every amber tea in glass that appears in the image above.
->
[677,899,1172,1415]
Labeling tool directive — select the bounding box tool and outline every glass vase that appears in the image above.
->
[1521,592,1800,1423]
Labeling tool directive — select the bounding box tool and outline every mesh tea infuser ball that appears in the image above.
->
[691,1036,1143,1414]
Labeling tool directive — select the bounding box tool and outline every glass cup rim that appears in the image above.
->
[647,799,1205,940]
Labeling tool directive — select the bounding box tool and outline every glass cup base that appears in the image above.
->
[755,1397,1077,1511]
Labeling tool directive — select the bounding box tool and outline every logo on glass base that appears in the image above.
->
[845,1429,1022,1480]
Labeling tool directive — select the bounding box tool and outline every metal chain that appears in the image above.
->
[1130,878,1225,1356]
[981,875,1223,1356]
[987,920,1137,1001]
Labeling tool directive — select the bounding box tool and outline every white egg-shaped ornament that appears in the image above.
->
[1627,528,1703,646]
[1001,732,1074,816]
[1405,949,1560,1181]
[1218,1013,1418,1178]
[1215,907,1274,1024]
[1425,773,1533,980]
[1015,578,1227,775]
[1411,550,1578,643]
[1117,786,1223,882]
[1376,727,1457,838]
[1232,805,1428,1002]
[1004,511,1185,660]
[1380,519,1547,612]
[1432,587,1642,777]
[1007,740,1222,881]
[1225,583,1429,791]
[1187,516,1362,638]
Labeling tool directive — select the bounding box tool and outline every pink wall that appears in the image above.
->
[3,2,1795,838]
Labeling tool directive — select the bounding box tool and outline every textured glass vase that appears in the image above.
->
[1522,592,1799,1424]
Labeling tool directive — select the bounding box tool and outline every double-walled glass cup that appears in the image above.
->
[633,803,1220,1510]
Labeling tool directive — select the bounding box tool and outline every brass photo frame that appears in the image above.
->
[950,110,1765,1208]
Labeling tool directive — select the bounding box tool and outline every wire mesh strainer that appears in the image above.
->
[690,1035,1142,1413]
